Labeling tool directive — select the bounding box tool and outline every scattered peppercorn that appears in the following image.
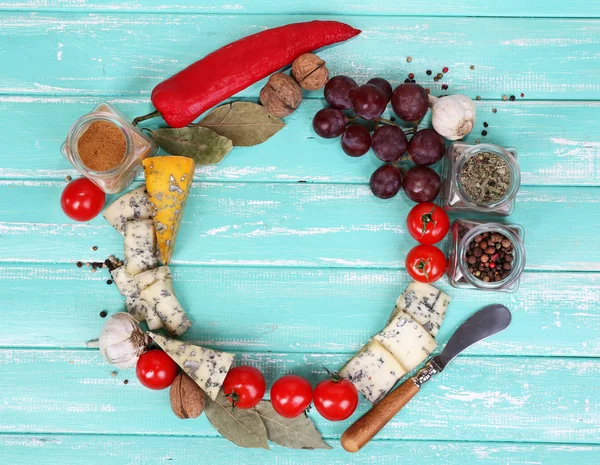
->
[442,67,449,73]
[502,95,507,101]
[475,139,481,144]
[409,79,416,83]
[124,379,129,385]
[426,70,432,75]
[65,175,72,182]
[390,116,396,122]
[76,261,83,268]
[106,279,113,285]
[404,78,410,83]
[476,96,481,100]
[111,371,117,377]
[509,95,515,101]
[408,73,415,79]
[433,77,439,82]
[492,108,497,113]
[482,130,488,136]
[436,73,443,79]
[406,56,412,63]
[520,93,525,98]
[483,122,489,128]
[441,84,448,90]
[100,310,108,318]
[425,88,431,94]
[470,65,475,70]
[92,246,98,251]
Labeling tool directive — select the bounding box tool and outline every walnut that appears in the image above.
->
[170,372,205,419]
[260,73,303,117]
[291,53,329,90]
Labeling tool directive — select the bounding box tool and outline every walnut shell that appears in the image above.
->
[170,372,205,419]
[260,73,302,117]
[292,53,329,91]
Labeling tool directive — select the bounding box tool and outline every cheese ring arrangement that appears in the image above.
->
[61,19,526,452]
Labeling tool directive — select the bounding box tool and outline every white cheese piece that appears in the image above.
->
[110,266,145,322]
[134,266,174,293]
[144,304,164,330]
[124,295,148,323]
[375,309,437,372]
[103,187,153,235]
[148,332,234,400]
[339,340,406,404]
[389,282,451,337]
[124,220,158,276]
[140,280,191,336]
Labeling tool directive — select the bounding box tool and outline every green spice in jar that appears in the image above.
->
[459,152,511,204]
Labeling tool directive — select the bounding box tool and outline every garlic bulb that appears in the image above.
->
[429,94,476,141]
[98,313,148,368]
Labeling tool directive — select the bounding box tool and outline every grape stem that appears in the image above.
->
[373,117,413,134]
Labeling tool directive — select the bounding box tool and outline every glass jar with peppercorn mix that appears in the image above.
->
[61,103,158,194]
[446,219,526,293]
[441,142,520,216]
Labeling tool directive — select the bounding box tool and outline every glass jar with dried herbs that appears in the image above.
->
[441,142,520,216]
[446,219,526,293]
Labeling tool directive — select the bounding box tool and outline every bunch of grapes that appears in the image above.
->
[312,75,445,202]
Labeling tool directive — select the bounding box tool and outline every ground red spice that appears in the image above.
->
[77,121,126,172]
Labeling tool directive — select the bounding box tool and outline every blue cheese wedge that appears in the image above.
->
[103,187,153,235]
[124,220,159,276]
[140,280,191,336]
[339,340,406,404]
[148,332,234,400]
[124,295,148,323]
[390,282,451,337]
[375,309,437,372]
[144,304,164,330]
[110,266,146,322]
[134,266,174,293]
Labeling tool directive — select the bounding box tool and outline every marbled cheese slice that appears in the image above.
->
[375,309,437,372]
[148,332,234,400]
[134,266,174,293]
[103,187,153,235]
[144,304,164,330]
[140,280,191,336]
[110,266,146,322]
[124,219,159,276]
[124,295,148,323]
[143,156,195,265]
[339,340,406,404]
[390,282,451,337]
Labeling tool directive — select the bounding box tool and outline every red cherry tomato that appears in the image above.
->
[136,350,178,390]
[406,244,446,283]
[270,375,313,418]
[222,366,266,409]
[406,203,450,245]
[313,376,358,422]
[61,178,105,222]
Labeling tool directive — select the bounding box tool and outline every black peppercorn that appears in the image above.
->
[482,130,488,136]
[483,122,489,128]
[426,70,432,75]
[100,310,108,318]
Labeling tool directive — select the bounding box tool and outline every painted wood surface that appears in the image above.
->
[0,4,599,464]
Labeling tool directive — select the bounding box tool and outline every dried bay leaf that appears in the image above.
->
[145,127,233,165]
[204,391,270,450]
[195,102,285,146]
[254,401,332,450]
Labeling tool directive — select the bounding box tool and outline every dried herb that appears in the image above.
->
[145,127,233,165]
[194,102,285,146]
[254,401,331,450]
[204,391,269,449]
[460,152,510,204]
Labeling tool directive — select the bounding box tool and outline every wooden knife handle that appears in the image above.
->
[341,378,420,453]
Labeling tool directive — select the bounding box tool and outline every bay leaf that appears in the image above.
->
[254,401,332,450]
[145,127,233,165]
[204,391,270,450]
[195,102,285,146]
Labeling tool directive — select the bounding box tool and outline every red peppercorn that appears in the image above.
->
[489,262,496,269]
[520,93,525,98]
[441,84,448,90]
[408,73,415,79]
[442,67,449,73]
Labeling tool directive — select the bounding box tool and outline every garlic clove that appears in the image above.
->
[98,313,148,368]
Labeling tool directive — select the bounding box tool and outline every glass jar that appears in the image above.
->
[447,219,526,293]
[61,103,158,194]
[441,142,520,216]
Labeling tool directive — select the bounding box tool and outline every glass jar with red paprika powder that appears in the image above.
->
[447,219,526,293]
[61,103,158,194]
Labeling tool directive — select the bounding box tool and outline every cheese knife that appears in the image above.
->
[341,304,512,452]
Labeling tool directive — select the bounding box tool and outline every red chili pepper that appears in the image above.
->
[135,21,360,128]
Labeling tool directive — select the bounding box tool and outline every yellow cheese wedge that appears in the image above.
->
[142,156,195,264]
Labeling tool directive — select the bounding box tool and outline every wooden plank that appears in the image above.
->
[0,349,598,443]
[2,0,600,17]
[0,181,598,271]
[1,97,599,186]
[1,264,598,357]
[2,434,599,465]
[1,14,600,100]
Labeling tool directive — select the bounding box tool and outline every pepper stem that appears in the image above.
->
[132,110,162,126]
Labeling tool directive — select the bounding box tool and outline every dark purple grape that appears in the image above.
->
[313,108,347,138]
[391,83,429,122]
[367,77,393,101]
[341,124,371,157]
[324,76,358,110]
[370,165,403,199]
[350,84,388,121]
[371,125,408,162]
[407,128,446,166]
[403,166,441,203]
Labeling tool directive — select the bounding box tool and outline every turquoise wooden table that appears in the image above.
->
[1,1,600,464]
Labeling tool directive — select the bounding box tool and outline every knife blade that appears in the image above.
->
[341,304,512,453]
